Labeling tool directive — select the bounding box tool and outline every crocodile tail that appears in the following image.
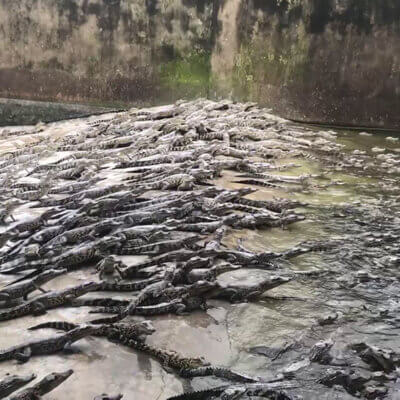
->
[89,306,122,314]
[232,179,278,188]
[28,321,78,331]
[89,314,125,325]
[166,387,225,400]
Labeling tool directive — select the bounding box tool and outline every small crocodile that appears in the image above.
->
[9,209,58,234]
[179,366,258,383]
[0,325,95,363]
[89,296,204,316]
[9,369,73,400]
[0,269,66,301]
[109,335,207,372]
[89,269,176,324]
[186,264,240,284]
[0,281,99,322]
[96,276,161,292]
[28,320,155,342]
[144,281,217,306]
[0,373,36,399]
[94,394,123,400]
[209,276,291,302]
[166,382,298,400]
[115,235,199,256]
[94,256,120,280]
[70,297,130,308]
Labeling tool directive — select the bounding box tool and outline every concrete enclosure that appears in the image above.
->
[0,0,399,128]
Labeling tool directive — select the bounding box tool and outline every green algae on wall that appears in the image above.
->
[229,21,310,103]
[159,50,211,99]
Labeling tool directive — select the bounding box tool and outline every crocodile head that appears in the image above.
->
[79,281,101,292]
[261,275,291,291]
[40,268,67,280]
[37,369,73,394]
[135,320,156,341]
[189,280,217,294]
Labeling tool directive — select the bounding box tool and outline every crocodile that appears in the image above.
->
[89,296,205,316]
[70,297,130,308]
[0,374,36,399]
[95,256,125,280]
[0,281,99,322]
[96,276,161,292]
[232,197,303,213]
[179,366,258,383]
[166,383,298,400]
[94,394,123,400]
[144,174,195,191]
[169,220,222,234]
[109,335,207,372]
[186,264,240,283]
[0,269,66,301]
[42,225,100,250]
[224,213,304,229]
[30,226,65,244]
[115,236,200,256]
[53,244,103,270]
[209,276,291,302]
[8,369,73,400]
[0,325,95,363]
[13,187,48,202]
[8,209,59,234]
[28,320,155,342]
[0,200,23,223]
[89,269,175,324]
[48,178,101,195]
[117,250,199,279]
[140,281,217,306]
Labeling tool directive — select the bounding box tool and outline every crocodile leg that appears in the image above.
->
[36,285,49,294]
[0,293,11,302]
[243,291,262,302]
[63,341,75,354]
[32,302,46,316]
[15,346,32,363]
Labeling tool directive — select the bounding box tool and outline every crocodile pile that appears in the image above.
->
[0,100,398,399]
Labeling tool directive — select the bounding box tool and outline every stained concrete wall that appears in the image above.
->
[0,0,399,128]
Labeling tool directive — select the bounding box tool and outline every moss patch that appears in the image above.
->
[159,49,211,98]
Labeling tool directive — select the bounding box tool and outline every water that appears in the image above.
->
[0,112,399,399]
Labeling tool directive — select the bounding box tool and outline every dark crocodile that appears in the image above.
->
[0,269,66,301]
[89,296,205,316]
[166,382,298,400]
[179,366,258,383]
[94,394,123,400]
[9,369,73,400]
[89,269,176,324]
[0,281,99,322]
[0,373,36,399]
[0,325,95,363]
[70,297,130,308]
[28,320,155,342]
[96,276,161,292]
[209,276,291,302]
[109,335,207,372]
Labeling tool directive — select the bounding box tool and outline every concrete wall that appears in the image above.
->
[0,0,399,128]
